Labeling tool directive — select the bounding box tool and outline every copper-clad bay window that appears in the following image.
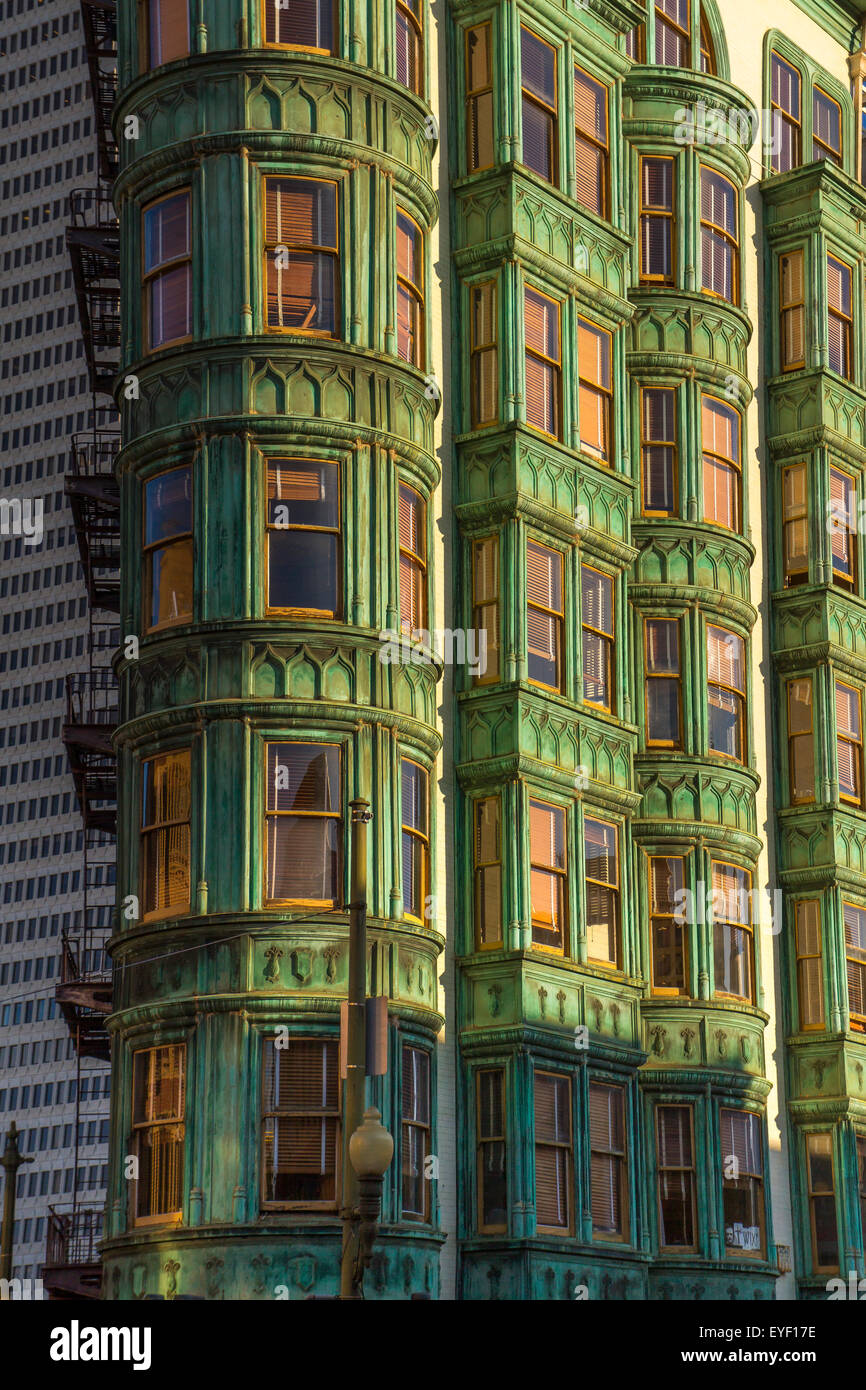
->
[141,750,191,918]
[143,191,191,350]
[132,1045,185,1223]
[261,1037,340,1207]
[265,743,341,904]
[264,177,338,334]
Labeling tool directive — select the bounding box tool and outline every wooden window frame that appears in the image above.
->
[265,458,341,619]
[476,1067,507,1234]
[711,858,754,1003]
[644,617,682,749]
[584,815,620,970]
[469,279,498,429]
[401,756,429,924]
[813,85,842,165]
[263,740,342,908]
[465,21,494,173]
[398,480,427,634]
[589,1081,629,1243]
[806,1131,839,1275]
[143,464,193,634]
[654,0,690,67]
[472,534,500,686]
[857,1135,866,1250]
[534,1069,573,1235]
[396,207,425,369]
[142,188,192,352]
[787,675,815,805]
[770,50,802,173]
[401,1043,431,1222]
[396,0,424,98]
[698,11,715,73]
[526,538,565,694]
[262,175,340,337]
[826,253,853,381]
[700,165,739,306]
[520,24,558,186]
[843,900,866,1032]
[795,899,825,1032]
[474,795,502,950]
[140,749,191,922]
[573,64,609,219]
[529,794,568,955]
[144,0,190,70]
[829,464,857,591]
[581,564,614,713]
[720,1107,765,1259]
[577,317,612,464]
[779,248,805,371]
[523,285,562,439]
[836,679,864,807]
[649,854,687,995]
[706,622,746,764]
[701,393,741,532]
[639,154,675,285]
[131,1043,185,1227]
[782,461,808,586]
[656,1103,697,1255]
[640,385,678,516]
[261,0,334,53]
[260,1035,341,1211]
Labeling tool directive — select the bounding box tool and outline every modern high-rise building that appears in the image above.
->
[0,0,118,1297]
[99,0,866,1301]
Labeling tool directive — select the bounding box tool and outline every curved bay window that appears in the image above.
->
[639,156,674,284]
[132,1045,185,1223]
[585,817,619,967]
[843,902,866,1030]
[399,482,427,633]
[396,0,423,96]
[144,465,192,632]
[141,750,190,918]
[264,177,338,334]
[146,0,189,68]
[712,859,753,1001]
[650,855,686,993]
[521,25,557,184]
[721,1110,765,1257]
[261,1037,339,1208]
[655,0,689,65]
[401,1045,431,1220]
[401,757,429,922]
[645,618,681,746]
[263,0,333,52]
[266,459,340,617]
[700,167,738,304]
[836,680,863,806]
[702,394,740,531]
[530,797,566,952]
[707,624,745,761]
[396,210,424,367]
[466,22,494,173]
[264,742,341,905]
[641,386,677,515]
[143,191,191,350]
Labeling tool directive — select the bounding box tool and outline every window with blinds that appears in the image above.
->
[472,535,500,684]
[650,855,686,992]
[466,22,494,172]
[521,26,557,184]
[787,676,814,804]
[261,1037,339,1207]
[721,1109,764,1257]
[858,1138,866,1248]
[132,1045,185,1221]
[779,249,805,370]
[795,900,824,1030]
[654,0,689,65]
[399,482,427,633]
[143,191,191,349]
[144,465,193,631]
[639,156,674,283]
[829,466,856,589]
[624,24,643,61]
[641,386,677,514]
[264,177,338,334]
[844,901,866,1028]
[700,166,738,304]
[578,318,611,463]
[401,1045,431,1220]
[645,617,681,747]
[397,210,424,368]
[396,0,423,95]
[585,817,619,967]
[530,798,566,952]
[770,52,801,173]
[701,393,740,531]
[266,459,340,616]
[574,66,608,218]
[711,859,753,1001]
[656,1105,696,1250]
[707,623,745,761]
[469,280,498,428]
[698,12,715,72]
[813,87,842,165]
[534,1072,572,1233]
[581,566,613,710]
[263,0,334,52]
[477,1068,507,1232]
[264,742,341,904]
[147,0,189,67]
[526,539,564,691]
[836,680,863,805]
[827,255,852,379]
[782,462,808,585]
[474,796,502,948]
[141,750,191,918]
[401,758,429,921]
[524,286,561,437]
[806,1133,838,1272]
[590,1082,627,1240]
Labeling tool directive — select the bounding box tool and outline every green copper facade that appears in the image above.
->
[102,0,866,1300]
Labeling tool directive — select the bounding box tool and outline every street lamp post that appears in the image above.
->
[0,1122,35,1293]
